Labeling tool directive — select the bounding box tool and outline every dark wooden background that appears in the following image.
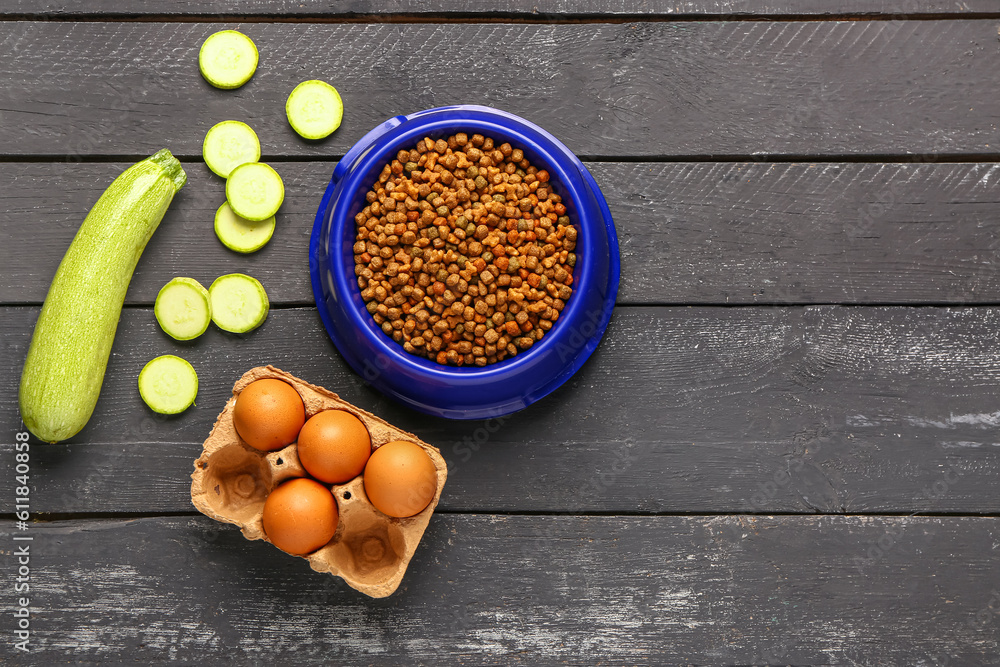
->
[2,2,1000,665]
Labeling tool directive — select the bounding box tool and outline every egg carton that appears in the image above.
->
[190,365,447,598]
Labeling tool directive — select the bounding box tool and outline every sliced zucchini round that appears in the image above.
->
[226,162,284,222]
[209,273,270,333]
[203,121,260,179]
[138,355,199,415]
[199,30,258,90]
[154,277,212,341]
[286,80,344,140]
[214,202,275,253]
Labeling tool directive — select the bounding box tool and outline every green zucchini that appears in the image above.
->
[19,149,187,443]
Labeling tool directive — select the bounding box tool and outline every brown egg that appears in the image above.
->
[262,478,338,555]
[233,379,305,451]
[297,410,372,484]
[363,440,438,518]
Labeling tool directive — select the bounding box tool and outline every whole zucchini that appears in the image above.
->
[19,149,187,443]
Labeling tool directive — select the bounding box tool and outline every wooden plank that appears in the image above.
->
[1,21,999,159]
[2,514,997,663]
[0,0,995,18]
[5,161,1000,307]
[0,162,326,308]
[5,305,1000,515]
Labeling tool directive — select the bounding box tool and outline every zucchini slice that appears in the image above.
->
[199,30,258,90]
[209,273,270,333]
[138,355,198,415]
[226,162,284,221]
[214,202,275,253]
[203,120,260,179]
[286,80,344,140]
[154,277,211,341]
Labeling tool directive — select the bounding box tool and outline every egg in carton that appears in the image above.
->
[190,365,447,598]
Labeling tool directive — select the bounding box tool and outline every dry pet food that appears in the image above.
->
[354,133,578,367]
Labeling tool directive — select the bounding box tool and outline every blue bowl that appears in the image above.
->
[309,105,620,419]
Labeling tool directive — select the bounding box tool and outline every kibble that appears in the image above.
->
[354,134,577,366]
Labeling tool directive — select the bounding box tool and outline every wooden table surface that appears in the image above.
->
[3,2,1000,665]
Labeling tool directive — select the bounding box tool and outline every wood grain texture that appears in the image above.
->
[2,8,997,665]
[1,21,1000,159]
[1,0,996,17]
[5,161,1000,307]
[5,305,1000,515]
[2,514,998,664]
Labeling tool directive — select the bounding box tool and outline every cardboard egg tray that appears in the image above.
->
[190,365,447,598]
